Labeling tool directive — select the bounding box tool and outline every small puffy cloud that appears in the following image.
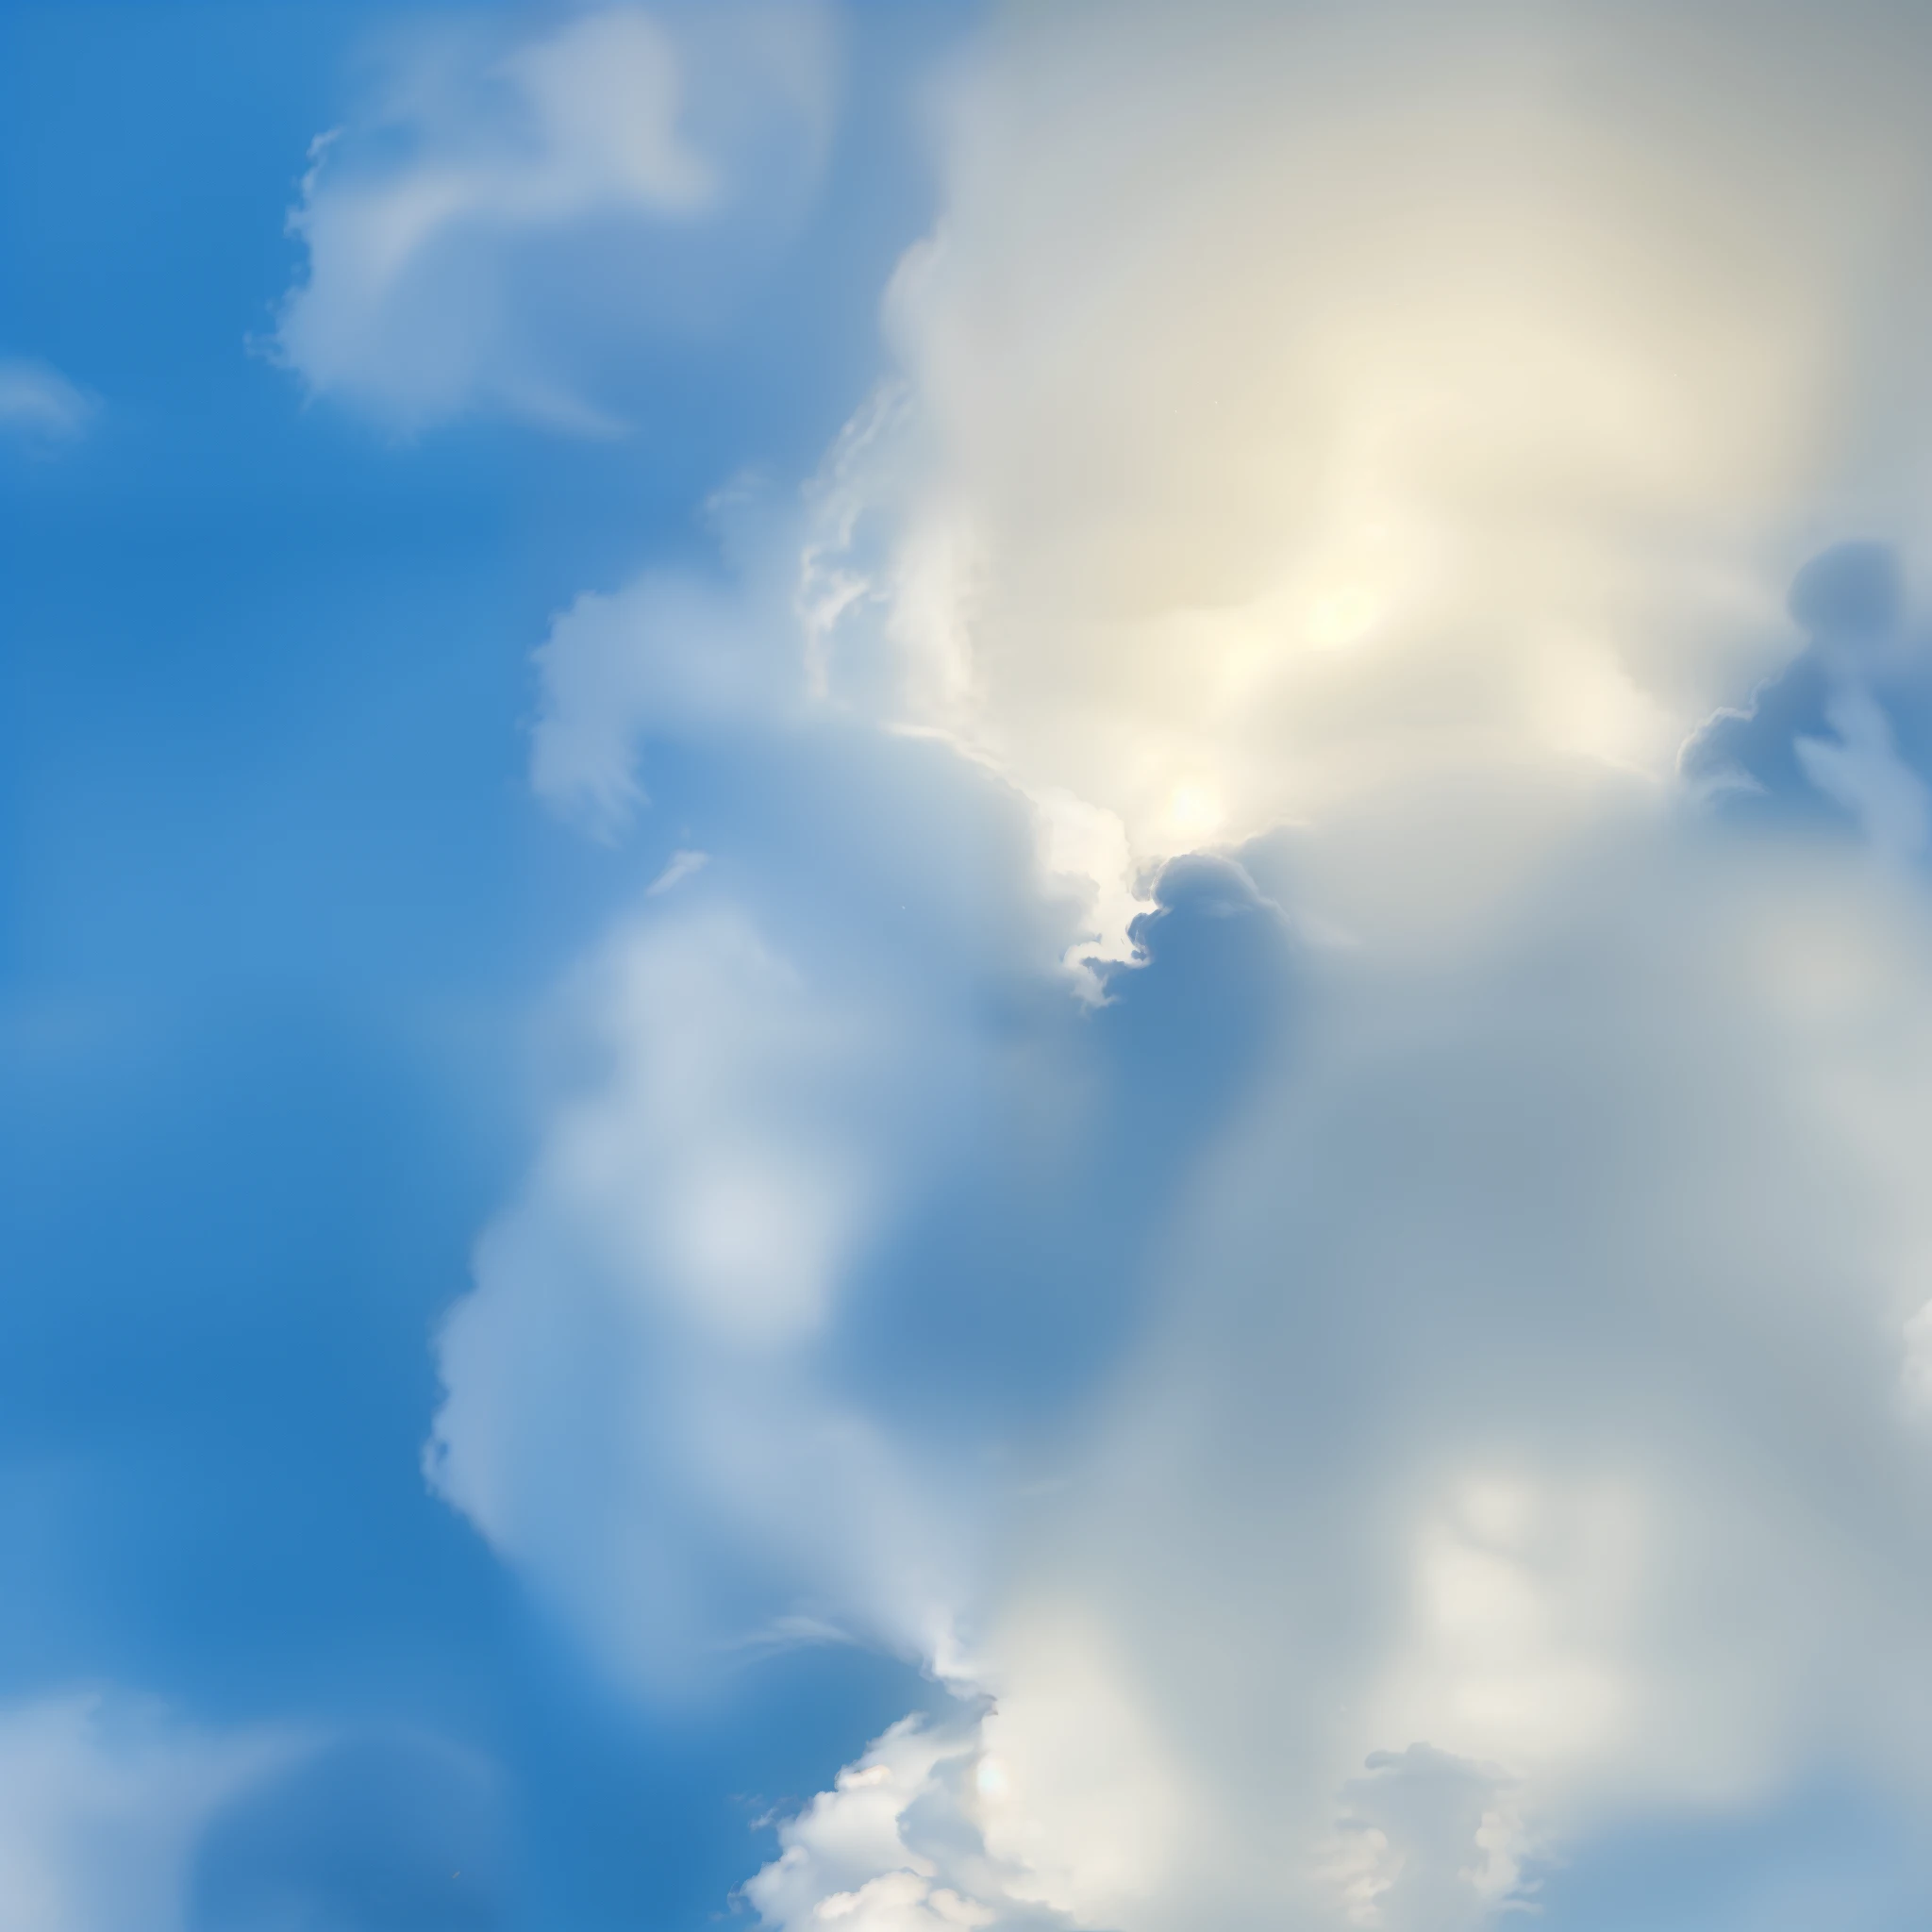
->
[0,358,95,444]
[275,4,837,431]
[743,1712,1075,1932]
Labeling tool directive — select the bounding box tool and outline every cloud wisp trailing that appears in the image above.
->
[402,3,1932,1926]
[274,4,838,433]
[0,357,95,445]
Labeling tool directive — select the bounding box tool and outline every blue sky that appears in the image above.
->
[9,4,1932,1929]
[2,4,960,1923]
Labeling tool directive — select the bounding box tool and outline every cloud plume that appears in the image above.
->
[423,4,1932,1925]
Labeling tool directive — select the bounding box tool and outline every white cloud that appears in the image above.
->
[799,0,1932,955]
[430,3,1932,1925]
[1324,1745,1528,1931]
[735,812,1932,1932]
[275,4,837,431]
[530,552,807,835]
[0,1690,287,1932]
[426,885,1006,1687]
[648,847,710,894]
[742,1712,1074,1932]
[0,359,95,443]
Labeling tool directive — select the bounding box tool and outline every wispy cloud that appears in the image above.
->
[273,4,837,433]
[0,1690,291,1932]
[0,357,96,444]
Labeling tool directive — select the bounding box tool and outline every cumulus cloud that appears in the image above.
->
[424,3,1932,1926]
[741,1710,1074,1932]
[275,4,837,431]
[0,358,95,444]
[797,0,1932,958]
[426,750,1078,1686]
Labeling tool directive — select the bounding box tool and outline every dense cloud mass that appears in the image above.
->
[410,3,1932,1927]
[824,8,1932,864]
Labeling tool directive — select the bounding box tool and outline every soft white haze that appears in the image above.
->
[0,358,94,442]
[275,4,836,430]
